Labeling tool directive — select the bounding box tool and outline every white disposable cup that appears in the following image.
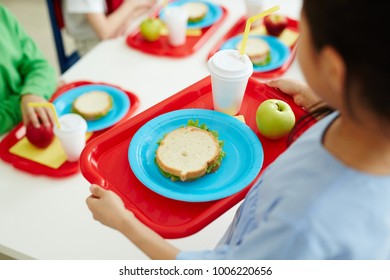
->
[244,0,264,24]
[53,113,88,162]
[207,49,253,115]
[163,6,188,46]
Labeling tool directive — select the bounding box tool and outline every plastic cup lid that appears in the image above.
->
[208,49,253,80]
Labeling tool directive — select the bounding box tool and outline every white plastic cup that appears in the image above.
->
[53,113,88,162]
[244,0,263,17]
[244,0,264,25]
[207,49,253,115]
[163,6,188,46]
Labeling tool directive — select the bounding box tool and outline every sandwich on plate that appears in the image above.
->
[72,91,113,120]
[182,2,209,23]
[155,120,225,182]
[236,37,271,66]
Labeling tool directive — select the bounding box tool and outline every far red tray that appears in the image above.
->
[208,16,299,79]
[126,5,228,57]
[80,76,315,239]
[0,81,139,177]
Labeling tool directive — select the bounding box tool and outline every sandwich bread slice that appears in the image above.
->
[156,123,224,182]
[236,37,271,66]
[72,91,113,120]
[182,2,209,23]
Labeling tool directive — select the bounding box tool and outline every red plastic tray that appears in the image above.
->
[0,81,139,177]
[208,16,299,79]
[80,76,315,238]
[126,5,228,57]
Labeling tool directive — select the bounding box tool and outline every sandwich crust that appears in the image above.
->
[156,126,221,181]
[236,37,271,66]
[72,91,113,120]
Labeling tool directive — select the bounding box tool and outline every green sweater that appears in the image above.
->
[0,5,56,135]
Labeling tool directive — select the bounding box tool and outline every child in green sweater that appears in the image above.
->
[0,4,57,135]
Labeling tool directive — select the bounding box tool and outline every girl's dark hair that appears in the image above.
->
[290,0,390,144]
[304,0,389,119]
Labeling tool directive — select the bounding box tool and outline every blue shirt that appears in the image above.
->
[177,112,390,259]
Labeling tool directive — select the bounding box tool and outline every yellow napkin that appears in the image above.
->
[249,25,299,47]
[278,29,299,47]
[9,133,92,169]
[159,24,202,36]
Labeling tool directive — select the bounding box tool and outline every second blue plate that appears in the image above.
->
[220,35,291,72]
[129,109,263,202]
[53,84,130,132]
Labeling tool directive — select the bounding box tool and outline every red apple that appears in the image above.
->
[264,14,288,37]
[25,121,54,148]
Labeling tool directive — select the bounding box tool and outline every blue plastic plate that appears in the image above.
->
[53,84,130,132]
[129,109,263,202]
[159,0,223,29]
[220,35,291,72]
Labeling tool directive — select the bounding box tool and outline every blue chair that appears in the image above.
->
[46,0,80,73]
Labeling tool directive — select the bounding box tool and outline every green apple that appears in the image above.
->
[256,99,296,139]
[140,18,162,42]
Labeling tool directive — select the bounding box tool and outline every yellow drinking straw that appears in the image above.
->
[239,5,280,55]
[28,102,61,129]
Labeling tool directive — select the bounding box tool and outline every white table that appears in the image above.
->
[0,0,303,259]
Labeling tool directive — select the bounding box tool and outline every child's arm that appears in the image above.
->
[86,0,156,39]
[266,78,322,111]
[86,184,180,260]
[0,96,23,135]
[1,5,56,129]
[17,29,57,128]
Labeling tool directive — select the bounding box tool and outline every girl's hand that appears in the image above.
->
[21,94,56,128]
[87,184,180,259]
[127,0,157,19]
[266,78,322,111]
[86,184,134,231]
[125,0,157,13]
